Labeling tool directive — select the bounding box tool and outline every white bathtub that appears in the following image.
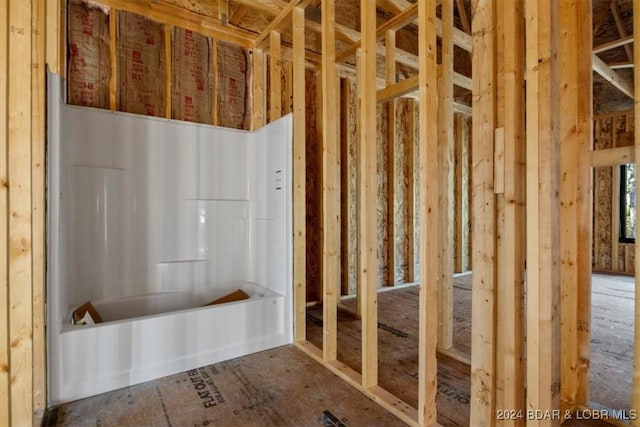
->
[53,282,288,405]
[82,282,277,323]
[47,74,293,405]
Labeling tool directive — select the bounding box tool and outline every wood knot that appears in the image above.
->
[0,364,8,373]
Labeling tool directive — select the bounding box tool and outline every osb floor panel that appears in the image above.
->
[306,272,633,426]
[43,273,633,427]
[306,278,472,427]
[42,345,406,427]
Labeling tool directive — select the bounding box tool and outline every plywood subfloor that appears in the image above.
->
[306,272,633,426]
[42,345,406,427]
[43,272,633,427]
[590,273,634,411]
[306,277,471,427]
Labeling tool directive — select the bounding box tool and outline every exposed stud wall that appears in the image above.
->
[0,0,47,424]
[376,103,391,286]
[593,111,636,274]
[305,69,322,303]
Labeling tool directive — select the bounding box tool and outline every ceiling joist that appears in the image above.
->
[95,0,255,48]
[336,3,418,63]
[593,34,633,54]
[592,53,634,99]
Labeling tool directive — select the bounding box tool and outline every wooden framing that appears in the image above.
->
[32,0,47,416]
[218,0,229,24]
[526,1,562,425]
[254,0,304,47]
[437,0,454,353]
[469,0,497,424]
[252,49,266,130]
[269,31,282,122]
[406,99,416,283]
[0,1,9,422]
[633,1,640,423]
[109,11,117,110]
[292,6,306,343]
[560,2,593,408]
[495,0,526,423]
[0,0,50,424]
[10,1,637,426]
[386,29,396,286]
[593,35,633,55]
[453,114,469,273]
[165,24,172,119]
[93,0,254,48]
[336,2,417,63]
[610,2,633,61]
[592,54,634,100]
[340,78,351,295]
[212,38,219,126]
[417,0,438,424]
[359,0,378,387]
[321,0,339,363]
[45,0,62,75]
[9,0,34,423]
[591,146,635,167]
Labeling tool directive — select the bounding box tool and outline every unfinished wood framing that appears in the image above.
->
[336,2,418,63]
[13,1,640,426]
[0,0,8,422]
[32,0,46,416]
[252,48,266,130]
[386,29,396,286]
[454,114,470,273]
[525,1,562,425]
[92,0,254,48]
[437,0,454,353]
[164,25,172,119]
[406,99,416,283]
[360,0,378,387]
[469,0,497,424]
[340,77,359,296]
[212,38,219,126]
[109,10,116,110]
[0,0,48,425]
[494,0,526,422]
[592,53,634,100]
[269,31,282,123]
[292,6,306,343]
[322,0,339,363]
[218,0,229,24]
[610,2,633,61]
[633,1,640,424]
[570,0,592,408]
[417,0,438,424]
[45,0,62,75]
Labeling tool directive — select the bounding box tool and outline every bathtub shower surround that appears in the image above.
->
[47,74,292,404]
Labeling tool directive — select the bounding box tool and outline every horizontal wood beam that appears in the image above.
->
[453,72,472,90]
[375,71,470,105]
[593,34,633,54]
[296,341,419,426]
[231,0,285,15]
[609,61,634,69]
[436,18,473,52]
[590,146,635,167]
[304,19,359,44]
[336,2,418,62]
[254,0,314,47]
[95,0,255,48]
[592,53,634,99]
[377,74,419,103]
